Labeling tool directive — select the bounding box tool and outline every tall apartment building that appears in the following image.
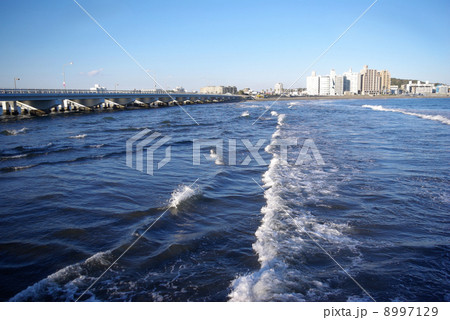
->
[329,69,337,96]
[329,69,344,95]
[335,75,344,95]
[343,68,360,94]
[307,70,343,96]
[306,71,320,95]
[319,76,330,95]
[307,66,391,96]
[379,70,391,94]
[360,65,381,95]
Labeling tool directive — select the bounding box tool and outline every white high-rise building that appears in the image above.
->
[274,83,284,95]
[328,69,344,96]
[335,75,344,95]
[343,68,360,94]
[329,69,336,95]
[319,76,330,95]
[307,70,344,96]
[306,71,320,95]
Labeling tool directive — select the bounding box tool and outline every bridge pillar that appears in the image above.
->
[104,99,124,109]
[133,100,148,108]
[11,101,19,115]
[107,98,134,107]
[18,99,63,113]
[136,97,156,106]
[70,98,105,109]
[152,100,166,107]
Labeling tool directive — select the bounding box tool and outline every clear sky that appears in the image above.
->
[0,0,449,91]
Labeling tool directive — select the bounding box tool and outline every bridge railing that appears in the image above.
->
[0,89,190,95]
[0,89,240,96]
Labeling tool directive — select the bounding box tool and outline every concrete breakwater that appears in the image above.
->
[0,89,242,116]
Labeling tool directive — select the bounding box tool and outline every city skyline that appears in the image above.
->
[0,0,449,91]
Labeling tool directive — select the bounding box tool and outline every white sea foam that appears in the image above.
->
[69,134,87,139]
[362,105,450,125]
[209,149,224,165]
[240,111,250,117]
[1,153,28,160]
[1,127,28,135]
[277,114,286,126]
[10,251,111,302]
[230,113,358,301]
[270,111,278,116]
[168,185,200,209]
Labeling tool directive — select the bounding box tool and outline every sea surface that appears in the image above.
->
[0,98,449,302]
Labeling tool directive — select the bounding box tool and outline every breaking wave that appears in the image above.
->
[10,251,112,302]
[69,134,87,139]
[229,112,358,301]
[1,127,28,135]
[168,184,201,210]
[362,105,450,125]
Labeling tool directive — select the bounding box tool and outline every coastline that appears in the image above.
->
[246,94,450,102]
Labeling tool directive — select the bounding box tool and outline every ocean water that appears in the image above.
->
[0,98,448,302]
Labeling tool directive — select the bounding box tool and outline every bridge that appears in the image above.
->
[0,89,242,115]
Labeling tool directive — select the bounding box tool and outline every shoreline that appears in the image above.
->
[246,94,450,102]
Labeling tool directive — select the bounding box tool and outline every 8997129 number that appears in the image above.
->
[384,307,438,317]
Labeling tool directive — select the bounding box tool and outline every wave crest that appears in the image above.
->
[1,127,28,136]
[168,185,200,210]
[69,134,87,139]
[362,104,450,125]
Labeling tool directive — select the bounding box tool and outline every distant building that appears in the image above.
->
[329,69,336,96]
[360,65,381,95]
[379,70,391,94]
[307,70,344,96]
[90,84,107,91]
[343,68,360,94]
[306,66,392,96]
[319,76,330,95]
[306,71,320,95]
[334,74,344,96]
[200,86,237,94]
[390,85,399,95]
[274,83,284,95]
[436,85,449,94]
[406,81,434,95]
[174,86,186,93]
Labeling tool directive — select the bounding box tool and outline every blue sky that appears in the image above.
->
[0,0,449,91]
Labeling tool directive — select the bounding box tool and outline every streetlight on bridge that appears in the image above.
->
[14,78,20,89]
[63,62,73,89]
